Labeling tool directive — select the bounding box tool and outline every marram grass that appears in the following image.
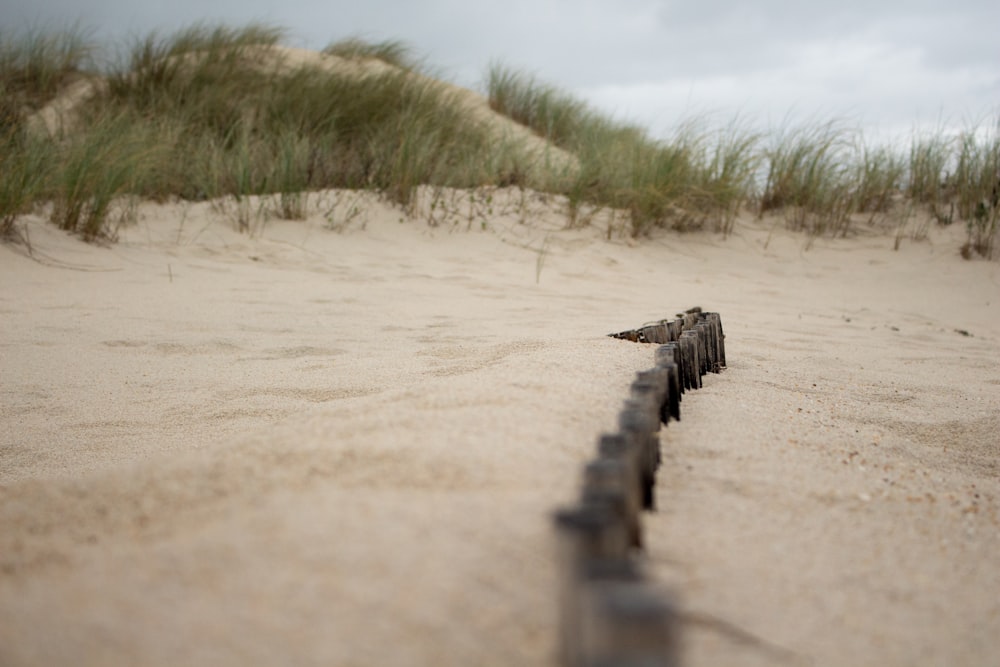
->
[0,22,997,258]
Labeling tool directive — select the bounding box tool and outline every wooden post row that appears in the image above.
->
[608,308,727,375]
[554,310,726,666]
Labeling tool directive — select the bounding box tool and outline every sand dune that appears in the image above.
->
[26,45,578,179]
[1,192,998,666]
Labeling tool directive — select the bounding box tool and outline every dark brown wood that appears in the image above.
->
[553,505,630,580]
[598,433,642,488]
[618,401,660,510]
[703,316,720,372]
[681,339,695,391]
[639,323,669,344]
[561,558,644,667]
[677,310,700,330]
[554,504,631,667]
[665,319,683,342]
[654,343,684,397]
[570,309,727,666]
[695,322,714,375]
[679,331,702,389]
[653,359,681,423]
[696,314,724,373]
[653,340,685,394]
[702,312,726,368]
[578,581,680,667]
[675,336,692,390]
[633,367,669,419]
[630,381,664,427]
[583,456,642,550]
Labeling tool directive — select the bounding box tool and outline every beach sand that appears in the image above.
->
[1,190,998,666]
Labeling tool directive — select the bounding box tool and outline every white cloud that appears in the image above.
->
[579,22,997,140]
[3,0,996,140]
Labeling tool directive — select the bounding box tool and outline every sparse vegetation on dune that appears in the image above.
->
[953,121,1000,259]
[0,23,997,257]
[323,37,419,71]
[486,63,761,235]
[0,24,94,119]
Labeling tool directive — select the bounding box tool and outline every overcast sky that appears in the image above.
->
[5,0,998,141]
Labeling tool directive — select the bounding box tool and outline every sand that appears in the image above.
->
[1,189,998,666]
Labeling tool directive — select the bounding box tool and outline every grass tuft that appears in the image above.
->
[759,120,855,235]
[954,120,1000,258]
[0,127,52,239]
[0,24,94,113]
[49,111,162,240]
[907,129,953,218]
[486,63,591,148]
[324,37,417,70]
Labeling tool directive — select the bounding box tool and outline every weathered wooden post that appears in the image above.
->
[583,455,642,550]
[675,336,692,390]
[701,312,726,369]
[571,559,648,667]
[578,580,680,667]
[554,506,633,667]
[696,315,720,373]
[639,322,669,345]
[597,434,644,548]
[664,318,683,342]
[656,352,682,424]
[695,321,715,375]
[580,309,727,666]
[679,331,702,389]
[678,309,700,330]
[618,400,661,510]
[654,343,685,397]
[632,367,670,425]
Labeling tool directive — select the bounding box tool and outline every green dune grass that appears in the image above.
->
[1,22,997,256]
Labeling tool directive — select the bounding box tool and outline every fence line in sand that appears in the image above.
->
[554,307,726,666]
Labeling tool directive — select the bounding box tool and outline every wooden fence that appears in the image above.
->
[554,307,726,666]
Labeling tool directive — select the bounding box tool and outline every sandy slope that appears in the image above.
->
[1,192,998,666]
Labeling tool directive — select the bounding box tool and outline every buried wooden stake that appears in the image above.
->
[696,324,712,376]
[695,322,715,375]
[672,337,691,391]
[679,331,702,390]
[651,355,682,423]
[629,381,661,419]
[560,557,645,667]
[618,400,661,510]
[553,506,633,667]
[681,335,699,391]
[654,343,684,396]
[700,312,727,369]
[577,580,680,667]
[574,308,727,667]
[639,322,669,345]
[664,318,683,342]
[584,453,643,550]
[553,504,630,565]
[677,309,700,330]
[634,367,669,398]
[632,367,670,423]
[631,378,674,428]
